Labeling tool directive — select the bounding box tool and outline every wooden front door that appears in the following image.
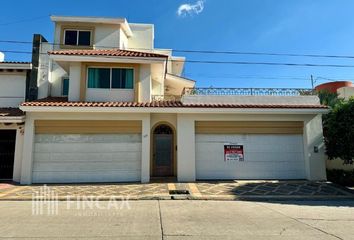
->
[0,130,16,180]
[153,124,174,177]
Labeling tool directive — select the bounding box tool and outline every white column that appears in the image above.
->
[177,114,196,182]
[68,62,81,101]
[12,128,24,182]
[139,64,151,102]
[141,114,151,183]
[303,114,327,180]
[20,114,35,184]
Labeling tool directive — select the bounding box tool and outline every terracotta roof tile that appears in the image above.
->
[48,49,168,58]
[21,97,328,109]
[0,108,25,117]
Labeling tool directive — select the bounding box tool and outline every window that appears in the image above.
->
[87,68,134,89]
[62,78,69,96]
[64,30,91,46]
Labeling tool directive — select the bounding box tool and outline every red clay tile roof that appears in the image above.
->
[21,97,328,109]
[48,49,168,58]
[0,108,25,117]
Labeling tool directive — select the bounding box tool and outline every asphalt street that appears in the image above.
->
[0,200,353,239]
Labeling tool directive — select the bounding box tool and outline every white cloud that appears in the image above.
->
[177,0,205,17]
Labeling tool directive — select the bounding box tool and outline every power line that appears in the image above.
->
[3,49,354,68]
[2,39,354,60]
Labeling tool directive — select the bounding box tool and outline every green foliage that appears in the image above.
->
[323,98,354,164]
[327,169,354,187]
[317,90,342,107]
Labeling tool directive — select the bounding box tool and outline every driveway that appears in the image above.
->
[0,181,352,200]
[0,200,353,239]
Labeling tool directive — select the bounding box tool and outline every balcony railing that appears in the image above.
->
[182,87,315,96]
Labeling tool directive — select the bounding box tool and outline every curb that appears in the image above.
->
[1,194,354,201]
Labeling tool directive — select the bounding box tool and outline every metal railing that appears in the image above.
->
[182,87,315,96]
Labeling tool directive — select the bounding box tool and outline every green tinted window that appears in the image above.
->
[87,68,110,88]
[112,68,134,89]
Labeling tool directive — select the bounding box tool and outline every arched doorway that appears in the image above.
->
[152,124,175,177]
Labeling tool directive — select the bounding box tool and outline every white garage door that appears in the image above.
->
[33,134,142,183]
[196,134,305,180]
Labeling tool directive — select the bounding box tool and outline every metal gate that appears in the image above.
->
[0,130,16,179]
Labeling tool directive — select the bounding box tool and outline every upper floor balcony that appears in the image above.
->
[181,87,315,97]
[152,87,319,107]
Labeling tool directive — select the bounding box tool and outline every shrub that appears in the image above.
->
[327,169,354,187]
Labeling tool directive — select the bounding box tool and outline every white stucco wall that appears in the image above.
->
[303,114,327,180]
[327,158,354,171]
[49,62,68,97]
[128,24,154,50]
[337,86,354,100]
[86,89,134,102]
[119,28,128,49]
[13,128,24,182]
[68,63,81,101]
[139,64,152,102]
[0,73,26,107]
[37,42,52,99]
[94,24,120,49]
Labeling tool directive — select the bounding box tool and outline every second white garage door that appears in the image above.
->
[195,121,306,180]
[196,134,305,180]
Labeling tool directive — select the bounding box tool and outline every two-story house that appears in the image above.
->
[0,61,30,182]
[0,34,49,182]
[15,16,328,184]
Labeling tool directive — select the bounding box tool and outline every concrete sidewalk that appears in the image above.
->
[0,180,353,201]
[0,200,353,239]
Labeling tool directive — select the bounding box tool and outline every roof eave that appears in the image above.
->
[0,63,32,70]
[49,54,167,64]
[19,105,329,115]
[50,15,133,37]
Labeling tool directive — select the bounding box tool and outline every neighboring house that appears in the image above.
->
[2,16,328,184]
[315,81,354,171]
[0,61,30,182]
[0,34,48,182]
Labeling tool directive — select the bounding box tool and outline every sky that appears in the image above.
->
[1,0,354,88]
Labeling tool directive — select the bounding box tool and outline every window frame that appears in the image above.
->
[63,29,92,46]
[86,66,135,90]
[61,77,69,96]
[60,26,94,49]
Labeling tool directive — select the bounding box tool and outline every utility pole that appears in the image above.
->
[311,75,314,89]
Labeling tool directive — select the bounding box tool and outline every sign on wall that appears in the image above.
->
[224,144,244,161]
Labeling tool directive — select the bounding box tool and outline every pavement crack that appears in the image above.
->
[297,218,354,221]
[158,200,164,240]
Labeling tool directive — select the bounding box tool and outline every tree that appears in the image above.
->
[323,98,354,164]
[317,90,342,108]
